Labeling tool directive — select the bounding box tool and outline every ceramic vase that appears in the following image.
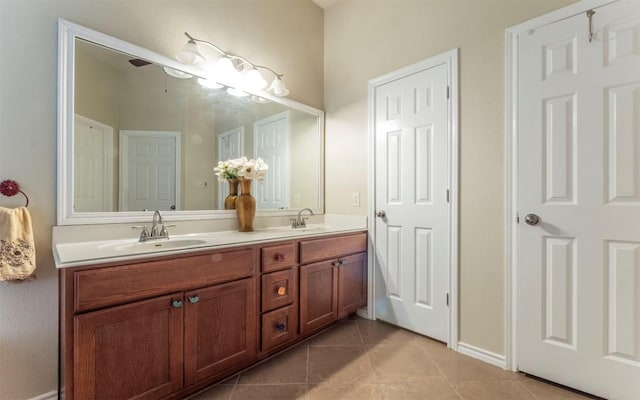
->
[224,179,239,210]
[236,178,256,232]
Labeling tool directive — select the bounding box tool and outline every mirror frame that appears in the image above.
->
[57,19,324,225]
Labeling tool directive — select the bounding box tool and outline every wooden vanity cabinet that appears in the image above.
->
[61,232,367,400]
[183,278,257,386]
[61,246,258,400]
[73,293,184,400]
[299,233,367,335]
[259,242,298,352]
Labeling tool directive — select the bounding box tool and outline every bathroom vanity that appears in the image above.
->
[58,230,367,400]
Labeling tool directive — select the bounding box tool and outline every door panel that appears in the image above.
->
[217,127,244,208]
[183,278,257,385]
[120,130,179,211]
[254,112,289,209]
[374,62,450,342]
[517,2,640,398]
[299,261,338,335]
[74,294,183,400]
[73,115,113,212]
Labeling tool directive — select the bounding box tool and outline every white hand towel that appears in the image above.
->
[0,207,36,281]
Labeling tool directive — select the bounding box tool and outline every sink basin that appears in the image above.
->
[104,239,208,252]
[55,237,211,264]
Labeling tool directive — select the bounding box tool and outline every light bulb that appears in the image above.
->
[226,87,249,97]
[213,57,238,84]
[245,68,267,90]
[269,76,290,96]
[163,66,192,79]
[197,78,223,89]
[176,40,205,66]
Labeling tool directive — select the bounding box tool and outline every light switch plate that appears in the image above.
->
[352,192,360,207]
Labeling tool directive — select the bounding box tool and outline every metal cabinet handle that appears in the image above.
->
[188,295,200,304]
[376,210,386,218]
[524,213,540,226]
[332,260,340,267]
[276,323,286,332]
[172,299,183,308]
[339,259,346,266]
[277,286,286,296]
[275,253,285,262]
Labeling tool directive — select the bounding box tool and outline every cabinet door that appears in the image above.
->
[74,294,183,400]
[338,252,367,318]
[299,260,338,335]
[184,278,257,385]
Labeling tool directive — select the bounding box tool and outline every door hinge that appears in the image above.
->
[446,189,450,203]
[447,86,450,99]
[446,292,450,306]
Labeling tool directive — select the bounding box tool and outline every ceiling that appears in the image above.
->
[312,0,339,9]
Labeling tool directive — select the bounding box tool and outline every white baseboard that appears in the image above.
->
[457,342,507,369]
[30,389,58,400]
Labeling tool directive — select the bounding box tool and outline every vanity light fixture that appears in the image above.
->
[176,32,289,96]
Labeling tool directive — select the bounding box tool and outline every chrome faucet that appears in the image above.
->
[291,208,314,229]
[133,210,173,242]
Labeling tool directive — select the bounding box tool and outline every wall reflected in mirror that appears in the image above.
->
[73,38,320,213]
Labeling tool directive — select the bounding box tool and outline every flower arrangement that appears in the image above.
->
[214,156,268,182]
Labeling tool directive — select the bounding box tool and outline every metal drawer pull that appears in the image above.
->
[188,295,200,304]
[275,253,285,261]
[276,323,286,332]
[172,299,183,308]
[277,286,286,296]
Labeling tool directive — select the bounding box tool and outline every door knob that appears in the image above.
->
[524,213,540,226]
[376,210,386,218]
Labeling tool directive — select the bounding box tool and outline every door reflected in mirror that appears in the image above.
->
[72,37,321,214]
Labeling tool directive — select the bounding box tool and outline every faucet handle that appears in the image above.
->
[132,226,150,241]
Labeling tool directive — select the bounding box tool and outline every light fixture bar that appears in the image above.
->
[183,32,284,78]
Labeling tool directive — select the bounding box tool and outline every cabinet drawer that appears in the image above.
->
[261,243,296,272]
[262,268,296,312]
[261,304,297,352]
[75,248,255,312]
[299,233,366,264]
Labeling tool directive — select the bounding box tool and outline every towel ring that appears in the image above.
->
[0,180,29,207]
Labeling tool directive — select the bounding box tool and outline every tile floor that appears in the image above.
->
[190,318,594,400]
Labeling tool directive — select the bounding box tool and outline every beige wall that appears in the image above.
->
[0,1,322,397]
[323,0,576,354]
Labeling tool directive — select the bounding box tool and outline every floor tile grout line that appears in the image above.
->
[354,318,366,346]
[515,379,541,400]
[227,374,239,400]
[306,340,310,400]
[429,351,465,400]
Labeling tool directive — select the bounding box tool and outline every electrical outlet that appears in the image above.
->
[352,192,360,207]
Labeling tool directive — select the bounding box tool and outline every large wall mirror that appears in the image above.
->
[57,19,324,224]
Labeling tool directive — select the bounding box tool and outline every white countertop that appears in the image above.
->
[52,214,367,268]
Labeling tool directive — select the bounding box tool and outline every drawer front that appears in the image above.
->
[261,268,296,312]
[261,304,297,352]
[299,233,367,264]
[261,243,296,272]
[75,248,256,312]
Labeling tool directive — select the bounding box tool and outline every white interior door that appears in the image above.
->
[120,130,180,212]
[73,115,113,212]
[373,60,451,342]
[217,127,244,208]
[517,2,640,398]
[254,112,289,209]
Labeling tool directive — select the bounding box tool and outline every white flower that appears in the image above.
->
[214,156,268,182]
